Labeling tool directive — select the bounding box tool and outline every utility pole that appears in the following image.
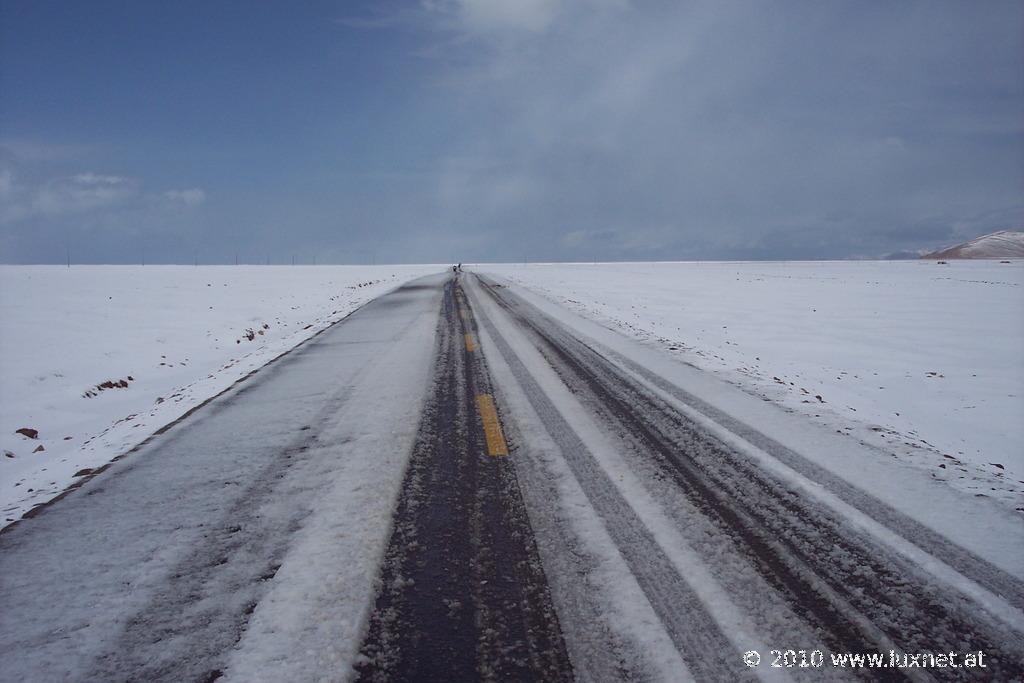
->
[235,252,239,266]
[66,246,71,268]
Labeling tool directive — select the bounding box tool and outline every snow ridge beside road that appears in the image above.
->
[0,265,441,525]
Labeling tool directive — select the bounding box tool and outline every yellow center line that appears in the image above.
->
[465,333,477,352]
[476,394,508,457]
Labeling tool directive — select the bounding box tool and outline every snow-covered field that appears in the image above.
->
[0,265,441,524]
[479,260,1024,508]
[3,260,1021,527]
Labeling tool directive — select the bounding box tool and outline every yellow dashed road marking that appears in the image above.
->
[476,394,508,457]
[465,333,477,352]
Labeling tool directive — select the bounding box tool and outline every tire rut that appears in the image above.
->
[476,276,1024,680]
[470,283,749,680]
[355,276,572,682]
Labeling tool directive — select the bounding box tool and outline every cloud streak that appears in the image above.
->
[1,167,204,225]
[163,188,206,207]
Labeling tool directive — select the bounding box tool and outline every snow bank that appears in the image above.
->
[478,260,1024,507]
[0,265,441,525]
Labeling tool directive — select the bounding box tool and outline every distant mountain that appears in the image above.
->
[921,230,1024,259]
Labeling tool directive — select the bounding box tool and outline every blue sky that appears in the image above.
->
[1,0,1021,263]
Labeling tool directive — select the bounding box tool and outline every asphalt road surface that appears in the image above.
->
[1,271,1022,682]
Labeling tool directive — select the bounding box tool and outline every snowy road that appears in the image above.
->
[1,271,1022,681]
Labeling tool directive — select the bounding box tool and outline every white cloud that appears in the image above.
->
[0,138,94,163]
[163,188,206,207]
[0,168,27,225]
[451,0,561,33]
[425,0,634,36]
[0,162,206,228]
[71,172,131,186]
[31,173,137,216]
[0,169,13,198]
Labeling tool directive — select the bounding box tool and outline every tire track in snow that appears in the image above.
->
[483,274,1024,614]
[469,283,753,681]
[607,349,1024,612]
[473,275,1024,680]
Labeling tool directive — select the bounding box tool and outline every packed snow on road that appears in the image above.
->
[0,265,440,523]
